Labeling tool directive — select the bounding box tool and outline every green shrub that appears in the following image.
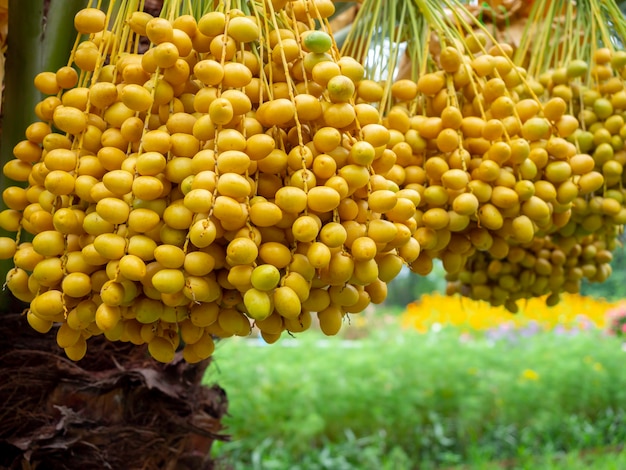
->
[205,329,626,468]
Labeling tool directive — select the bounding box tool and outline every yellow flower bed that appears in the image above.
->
[401,293,622,333]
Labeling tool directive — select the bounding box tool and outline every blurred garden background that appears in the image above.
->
[206,239,626,469]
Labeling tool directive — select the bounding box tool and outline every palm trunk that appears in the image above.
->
[0,314,228,469]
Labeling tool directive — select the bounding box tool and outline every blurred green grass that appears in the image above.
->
[205,327,626,469]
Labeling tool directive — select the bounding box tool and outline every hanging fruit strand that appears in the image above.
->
[0,0,429,360]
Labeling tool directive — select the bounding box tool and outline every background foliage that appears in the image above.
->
[207,328,626,469]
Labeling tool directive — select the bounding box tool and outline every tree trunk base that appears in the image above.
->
[0,312,228,470]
